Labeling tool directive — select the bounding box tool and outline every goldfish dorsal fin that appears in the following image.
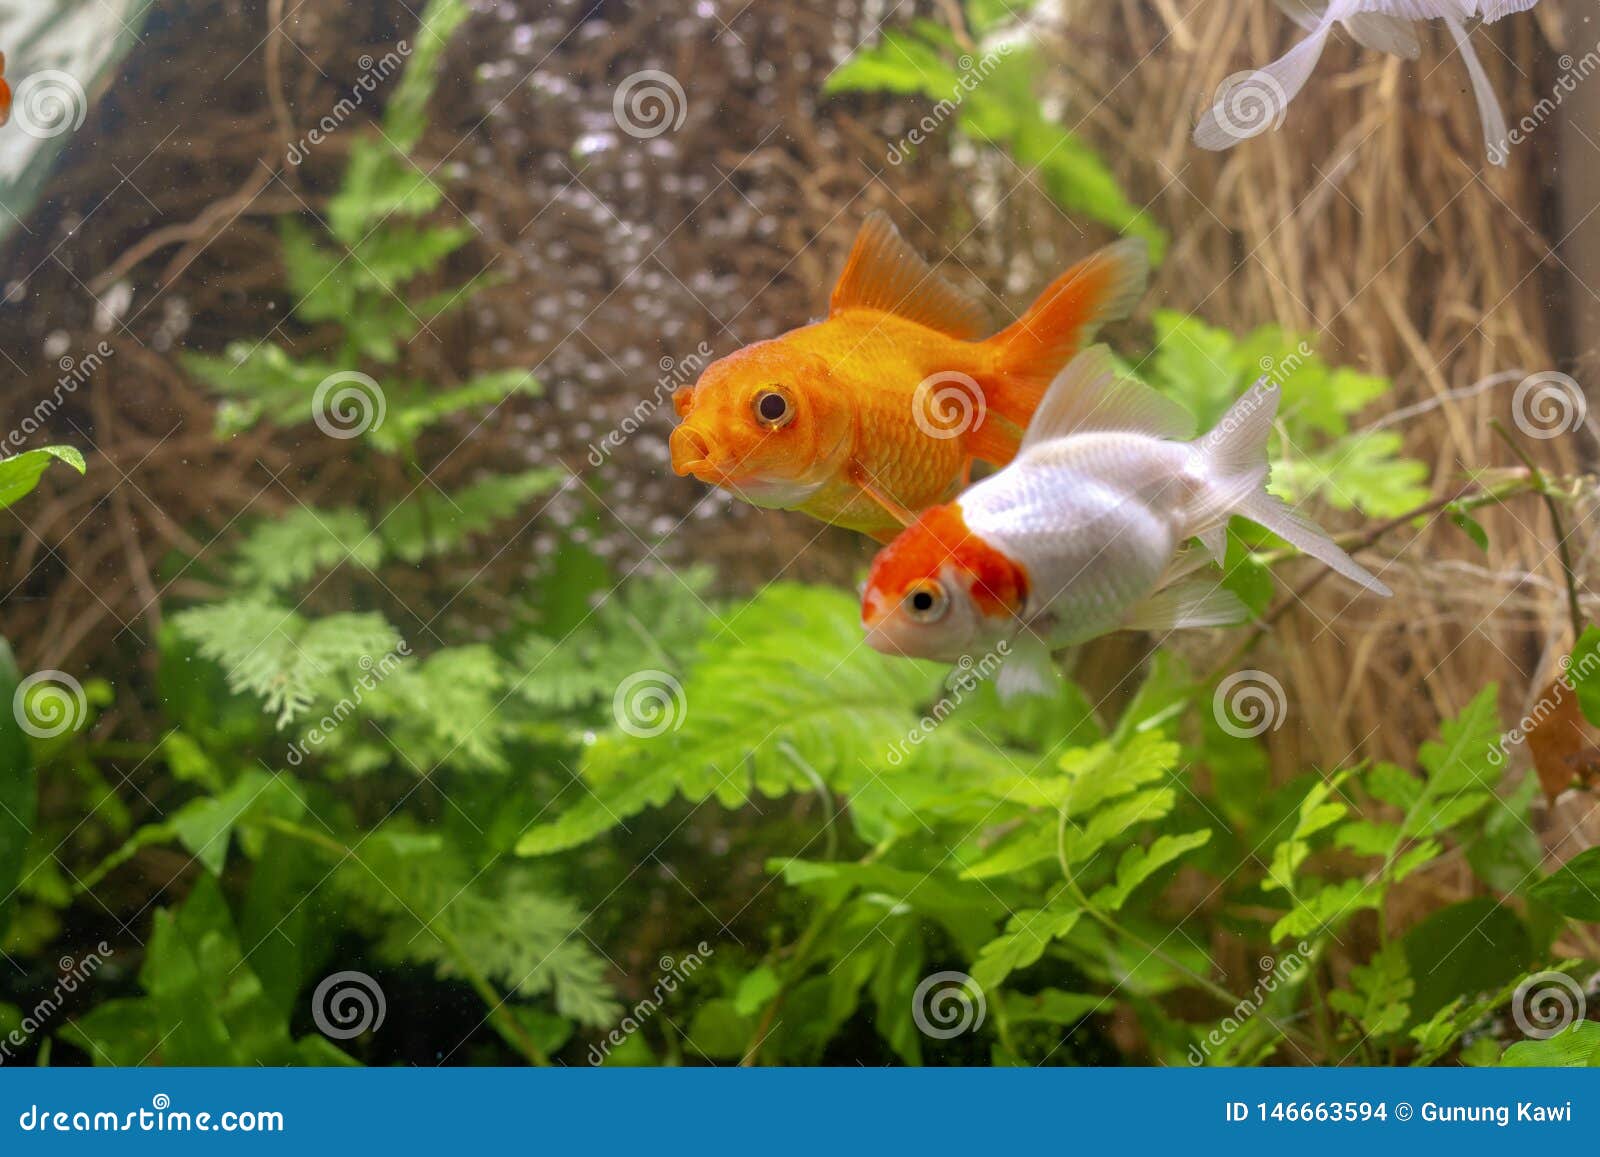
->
[1020,346,1194,451]
[829,211,990,339]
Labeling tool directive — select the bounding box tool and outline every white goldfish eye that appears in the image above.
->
[903,579,949,624]
[753,387,794,429]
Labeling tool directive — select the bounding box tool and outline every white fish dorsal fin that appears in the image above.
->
[1019,346,1195,452]
[829,211,990,339]
[1123,580,1249,634]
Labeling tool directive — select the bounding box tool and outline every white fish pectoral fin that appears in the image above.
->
[994,634,1058,702]
[1444,14,1510,164]
[1123,580,1250,634]
[1198,526,1228,566]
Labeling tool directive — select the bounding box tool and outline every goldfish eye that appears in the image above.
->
[903,579,949,624]
[753,388,793,429]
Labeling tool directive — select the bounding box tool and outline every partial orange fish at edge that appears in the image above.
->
[668,211,1149,541]
[0,53,11,128]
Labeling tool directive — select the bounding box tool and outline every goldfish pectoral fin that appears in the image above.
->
[850,469,916,529]
[829,211,990,339]
[965,414,1025,467]
[1123,581,1249,635]
[994,635,1057,702]
[959,456,975,489]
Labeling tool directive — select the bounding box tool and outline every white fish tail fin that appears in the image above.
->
[1192,379,1280,523]
[1124,580,1249,634]
[1235,492,1392,597]
[1197,379,1391,598]
[1445,15,1510,165]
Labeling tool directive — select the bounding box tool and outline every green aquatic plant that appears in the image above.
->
[825,8,1168,258]
[6,0,1598,1074]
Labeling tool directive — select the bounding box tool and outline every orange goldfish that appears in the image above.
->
[669,211,1148,541]
[0,54,10,127]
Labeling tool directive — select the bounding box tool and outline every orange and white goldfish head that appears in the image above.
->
[669,341,851,508]
[861,504,1029,663]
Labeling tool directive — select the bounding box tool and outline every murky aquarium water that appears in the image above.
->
[0,0,1597,1075]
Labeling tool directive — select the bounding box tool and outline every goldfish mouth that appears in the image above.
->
[670,425,719,479]
[669,425,824,508]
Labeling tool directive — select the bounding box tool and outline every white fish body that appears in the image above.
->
[957,431,1203,649]
[952,348,1392,695]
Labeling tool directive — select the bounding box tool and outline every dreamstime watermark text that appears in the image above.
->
[586,942,713,1064]
[286,46,411,165]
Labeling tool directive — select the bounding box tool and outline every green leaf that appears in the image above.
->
[1569,626,1600,728]
[1451,511,1489,552]
[0,640,35,941]
[518,585,945,855]
[1001,989,1104,1026]
[64,874,352,1066]
[1527,847,1600,921]
[733,967,781,1017]
[1402,898,1532,1022]
[1499,1021,1600,1067]
[0,445,85,510]
[1270,878,1379,942]
[971,901,1081,992]
[381,468,561,563]
[230,506,380,592]
[1327,943,1412,1040]
[171,599,403,727]
[1091,830,1211,911]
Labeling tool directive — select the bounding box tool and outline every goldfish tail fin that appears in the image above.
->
[972,238,1149,464]
[1197,381,1392,597]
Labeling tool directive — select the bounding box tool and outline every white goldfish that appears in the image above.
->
[860,346,1392,696]
[1195,0,1542,166]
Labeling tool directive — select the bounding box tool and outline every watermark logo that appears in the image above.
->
[886,44,1012,165]
[0,943,112,1064]
[285,642,411,765]
[312,371,386,440]
[1205,69,1289,143]
[586,943,713,1065]
[13,71,87,139]
[612,70,686,140]
[1212,669,1287,739]
[1512,970,1586,1040]
[886,642,1009,766]
[13,670,88,740]
[587,341,714,467]
[612,670,687,738]
[1488,41,1600,164]
[286,45,410,165]
[1511,371,1585,440]
[1187,942,1311,1065]
[911,371,985,440]
[2,341,113,459]
[311,970,386,1039]
[912,970,985,1039]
